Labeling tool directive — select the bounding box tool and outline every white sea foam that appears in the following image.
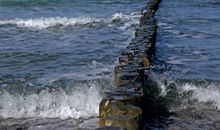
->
[0,17,102,29]
[155,78,220,109]
[180,83,220,109]
[0,81,103,119]
[0,13,140,29]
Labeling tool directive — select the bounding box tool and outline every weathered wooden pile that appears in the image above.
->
[98,0,161,130]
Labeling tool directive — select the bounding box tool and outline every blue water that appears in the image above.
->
[0,0,147,129]
[155,0,220,129]
[0,0,145,81]
[156,0,220,80]
[2,0,220,129]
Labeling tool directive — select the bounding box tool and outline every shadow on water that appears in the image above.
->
[142,71,220,130]
[142,75,175,130]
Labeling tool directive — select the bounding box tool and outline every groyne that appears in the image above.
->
[98,0,161,129]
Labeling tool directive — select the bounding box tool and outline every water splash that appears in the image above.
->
[180,83,220,109]
[0,80,104,119]
[154,76,220,109]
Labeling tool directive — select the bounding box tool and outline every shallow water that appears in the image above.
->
[0,0,147,129]
[154,0,220,129]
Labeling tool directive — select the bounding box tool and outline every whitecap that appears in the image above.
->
[0,81,103,119]
[0,12,140,29]
[154,77,220,110]
[0,17,103,29]
[180,83,220,109]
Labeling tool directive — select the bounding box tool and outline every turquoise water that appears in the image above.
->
[0,0,147,129]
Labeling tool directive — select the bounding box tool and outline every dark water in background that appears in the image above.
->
[0,0,147,129]
[154,0,220,129]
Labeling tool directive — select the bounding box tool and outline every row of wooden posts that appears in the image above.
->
[98,0,161,130]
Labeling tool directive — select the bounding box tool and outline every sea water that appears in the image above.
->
[0,0,147,129]
[154,0,220,129]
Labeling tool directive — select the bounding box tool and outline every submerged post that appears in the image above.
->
[98,0,161,129]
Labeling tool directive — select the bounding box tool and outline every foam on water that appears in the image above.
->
[0,80,104,119]
[0,12,139,120]
[154,77,220,109]
[0,17,102,29]
[180,83,220,109]
[0,13,140,29]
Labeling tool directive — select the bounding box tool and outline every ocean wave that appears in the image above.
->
[180,82,220,109]
[0,17,103,29]
[0,80,104,119]
[154,77,220,109]
[0,13,140,29]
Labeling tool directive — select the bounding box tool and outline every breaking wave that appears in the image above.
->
[168,81,220,109]
[0,80,105,119]
[179,82,220,109]
[149,72,220,109]
[0,13,140,29]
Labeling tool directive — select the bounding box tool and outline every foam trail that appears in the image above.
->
[0,81,103,119]
[0,13,140,29]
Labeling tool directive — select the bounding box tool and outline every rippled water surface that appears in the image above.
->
[0,0,147,129]
[156,0,220,80]
[155,0,220,129]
